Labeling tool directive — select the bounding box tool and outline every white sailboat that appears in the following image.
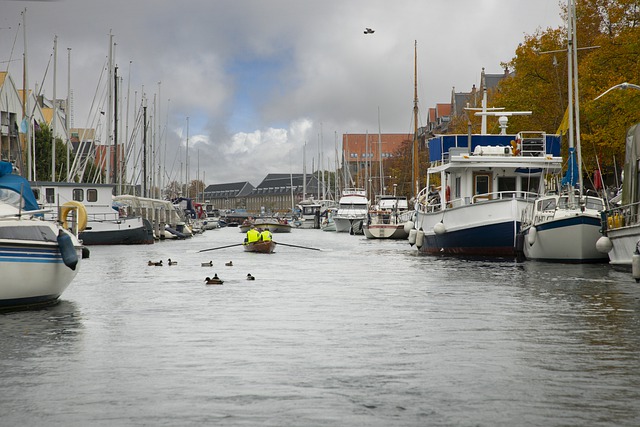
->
[0,161,84,309]
[363,110,412,239]
[519,0,608,263]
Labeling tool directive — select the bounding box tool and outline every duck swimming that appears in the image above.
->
[168,259,178,266]
[246,273,255,281]
[148,260,163,266]
[205,274,223,285]
[225,261,233,266]
[201,261,213,267]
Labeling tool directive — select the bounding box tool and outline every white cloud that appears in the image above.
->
[0,0,564,190]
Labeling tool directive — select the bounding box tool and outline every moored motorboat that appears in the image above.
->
[597,123,640,268]
[242,240,276,253]
[332,188,369,234]
[0,161,84,310]
[320,208,337,232]
[296,199,337,229]
[31,182,155,245]
[412,128,562,257]
[240,217,293,233]
[363,195,412,240]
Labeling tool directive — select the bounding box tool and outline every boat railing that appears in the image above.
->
[471,191,538,204]
[86,212,121,222]
[601,202,640,232]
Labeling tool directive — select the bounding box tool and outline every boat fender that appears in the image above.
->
[57,230,78,271]
[595,236,613,254]
[416,230,424,248]
[408,228,417,246]
[60,201,87,232]
[633,243,640,283]
[404,220,415,234]
[433,222,446,235]
[527,226,537,245]
[515,232,526,263]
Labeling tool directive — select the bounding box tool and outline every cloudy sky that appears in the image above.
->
[1,0,564,187]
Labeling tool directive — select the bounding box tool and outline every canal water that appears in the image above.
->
[1,226,639,426]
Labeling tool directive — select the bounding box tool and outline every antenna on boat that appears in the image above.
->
[474,111,532,135]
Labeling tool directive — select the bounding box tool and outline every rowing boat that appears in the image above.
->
[242,240,276,253]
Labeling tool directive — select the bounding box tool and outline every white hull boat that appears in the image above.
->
[521,193,607,263]
[598,124,640,267]
[32,182,154,245]
[0,162,84,310]
[412,130,563,257]
[333,188,369,234]
[363,195,412,240]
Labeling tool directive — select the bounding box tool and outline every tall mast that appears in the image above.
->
[186,116,189,197]
[106,32,113,183]
[142,98,147,197]
[113,65,119,193]
[570,0,584,196]
[51,35,57,181]
[22,9,31,179]
[66,47,71,181]
[303,141,307,199]
[412,40,420,198]
[378,106,384,195]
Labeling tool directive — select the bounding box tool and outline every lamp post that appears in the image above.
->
[593,81,640,208]
[594,82,640,100]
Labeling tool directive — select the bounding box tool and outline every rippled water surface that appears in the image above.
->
[2,227,640,426]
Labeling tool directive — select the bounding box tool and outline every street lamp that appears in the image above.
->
[594,82,640,100]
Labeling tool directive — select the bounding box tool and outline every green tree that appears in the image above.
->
[485,0,640,184]
[34,123,69,181]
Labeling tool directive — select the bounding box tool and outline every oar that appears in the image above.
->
[274,241,321,251]
[198,243,244,253]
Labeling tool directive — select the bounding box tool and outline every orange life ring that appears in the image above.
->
[445,185,451,201]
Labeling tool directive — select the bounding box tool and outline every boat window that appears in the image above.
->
[73,189,84,202]
[475,175,490,194]
[522,176,540,194]
[558,196,569,209]
[46,188,55,203]
[585,197,604,210]
[87,189,98,202]
[537,198,556,211]
[0,225,57,242]
[32,188,40,200]
[498,177,516,193]
[455,177,461,199]
[0,188,22,208]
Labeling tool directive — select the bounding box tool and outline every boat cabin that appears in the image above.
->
[421,132,563,212]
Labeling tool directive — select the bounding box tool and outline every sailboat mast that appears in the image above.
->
[142,99,147,197]
[186,116,190,197]
[106,33,113,183]
[303,141,307,199]
[52,35,57,181]
[570,0,584,196]
[113,65,119,193]
[412,40,420,198]
[66,47,71,182]
[22,8,31,180]
[378,106,384,195]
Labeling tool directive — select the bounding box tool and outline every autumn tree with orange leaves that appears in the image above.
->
[449,0,640,187]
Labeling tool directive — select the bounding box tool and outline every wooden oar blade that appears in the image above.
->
[198,243,244,253]
[273,241,321,251]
